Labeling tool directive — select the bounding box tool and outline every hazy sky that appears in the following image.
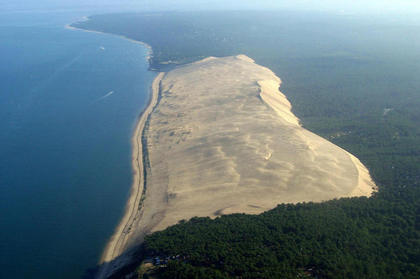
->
[2,0,420,15]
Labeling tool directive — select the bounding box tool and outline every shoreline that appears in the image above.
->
[65,18,153,64]
[101,72,164,264]
[65,16,161,269]
[94,72,164,279]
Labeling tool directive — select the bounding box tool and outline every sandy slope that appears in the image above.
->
[123,55,376,243]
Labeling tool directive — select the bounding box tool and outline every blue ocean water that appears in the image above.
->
[0,11,156,278]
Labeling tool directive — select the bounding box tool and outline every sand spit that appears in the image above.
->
[127,55,376,238]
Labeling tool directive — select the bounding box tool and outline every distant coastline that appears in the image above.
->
[65,18,154,67]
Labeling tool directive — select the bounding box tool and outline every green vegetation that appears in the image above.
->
[75,11,420,278]
[144,198,418,278]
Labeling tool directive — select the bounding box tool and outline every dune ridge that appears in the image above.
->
[257,70,376,198]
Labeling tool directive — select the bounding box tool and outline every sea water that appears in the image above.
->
[0,11,155,278]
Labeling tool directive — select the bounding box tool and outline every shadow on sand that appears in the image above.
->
[82,244,146,279]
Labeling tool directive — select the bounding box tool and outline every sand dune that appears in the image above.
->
[124,55,376,243]
[99,56,377,276]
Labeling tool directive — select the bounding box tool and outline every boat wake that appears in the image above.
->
[94,91,114,102]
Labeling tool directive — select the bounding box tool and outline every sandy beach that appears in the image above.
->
[67,18,163,278]
[95,73,164,279]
